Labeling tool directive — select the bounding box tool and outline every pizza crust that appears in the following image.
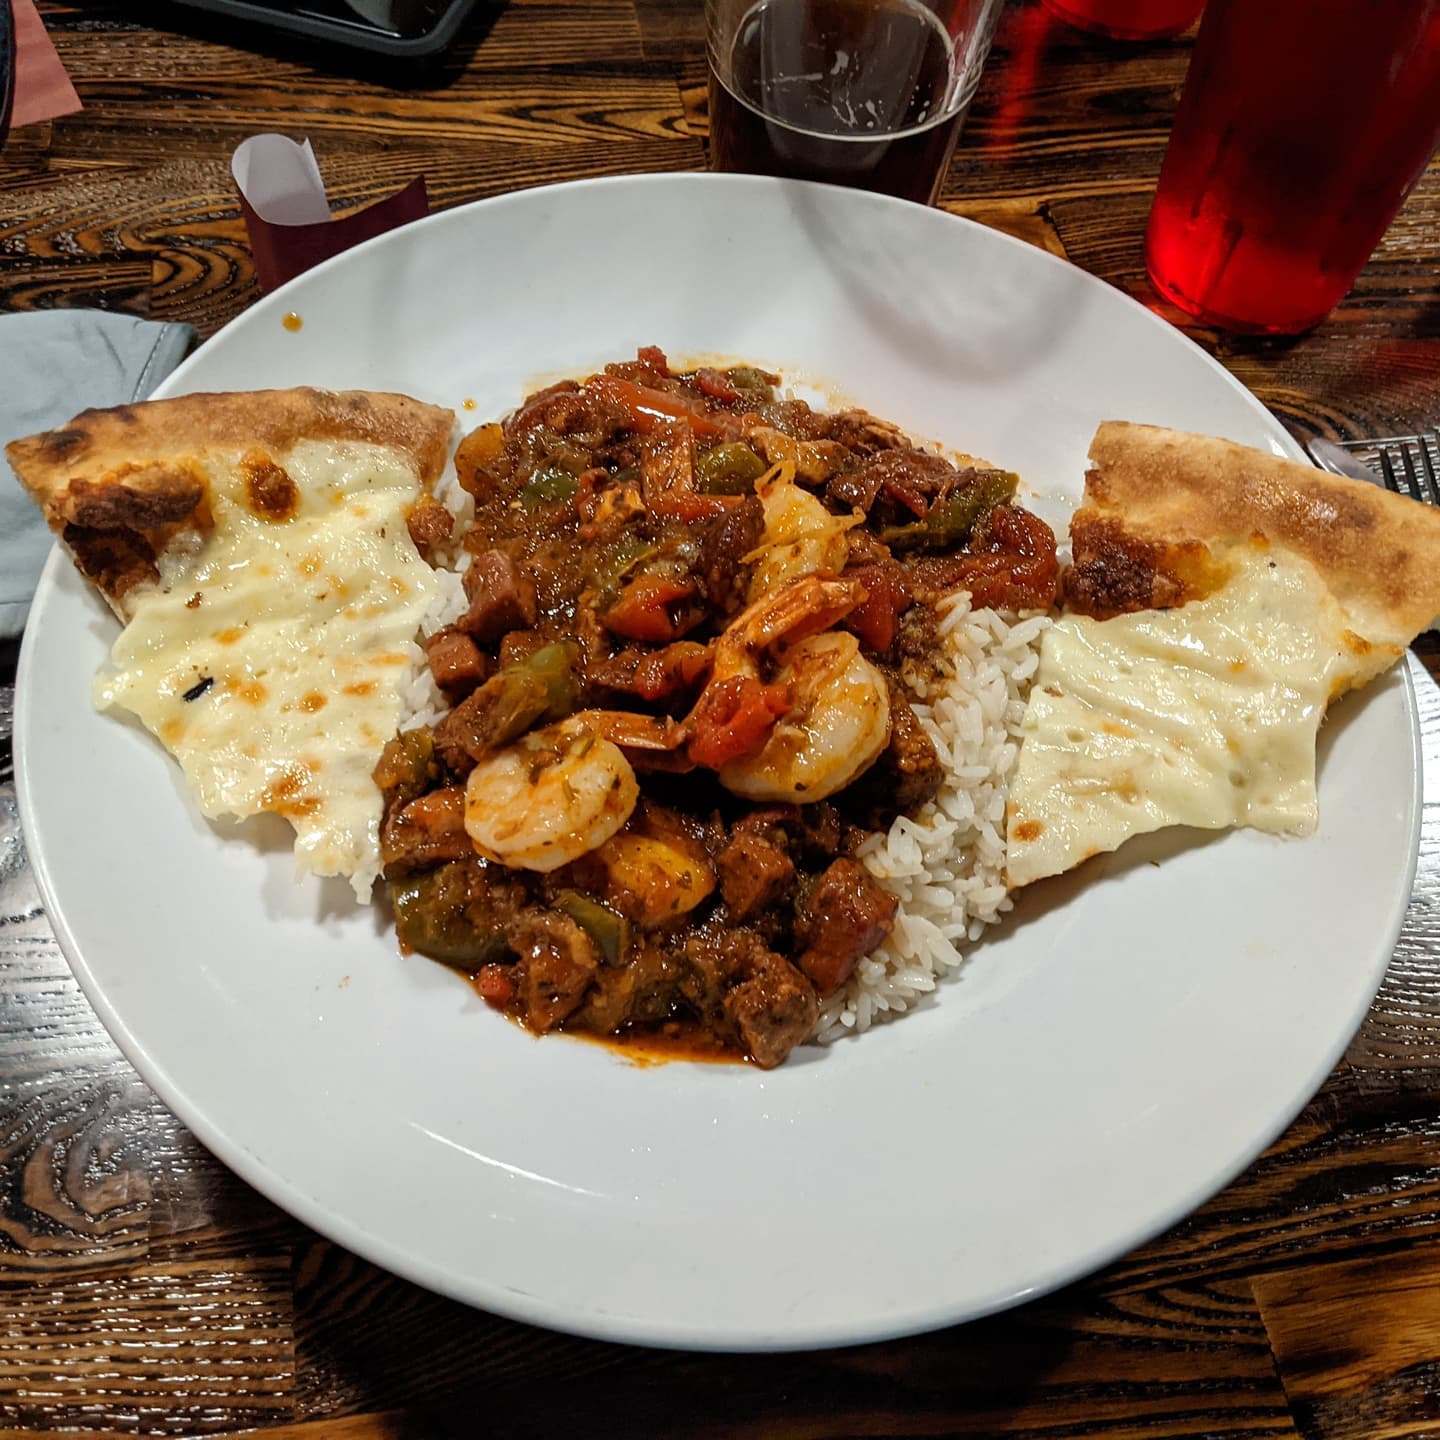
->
[7,388,455,616]
[1076,422,1440,654]
[1007,421,1440,889]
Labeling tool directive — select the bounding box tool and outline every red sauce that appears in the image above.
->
[467,979,741,1066]
[581,1021,744,1067]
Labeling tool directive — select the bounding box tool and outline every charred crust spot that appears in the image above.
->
[1062,516,1167,616]
[61,523,159,601]
[241,450,300,522]
[1012,819,1044,843]
[1082,464,1113,506]
[36,428,89,463]
[59,463,207,531]
[1062,514,1228,619]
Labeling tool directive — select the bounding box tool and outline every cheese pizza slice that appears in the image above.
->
[8,388,457,896]
[1006,421,1440,888]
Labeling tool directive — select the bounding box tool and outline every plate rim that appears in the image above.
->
[13,172,1423,1351]
[153,171,1315,469]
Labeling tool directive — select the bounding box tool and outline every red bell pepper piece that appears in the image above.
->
[585,375,724,441]
[601,574,702,643]
[630,641,712,701]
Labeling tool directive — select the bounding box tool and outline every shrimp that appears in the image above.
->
[581,710,687,752]
[717,630,891,803]
[688,574,892,801]
[714,572,868,665]
[582,708,695,771]
[745,453,862,600]
[464,714,639,872]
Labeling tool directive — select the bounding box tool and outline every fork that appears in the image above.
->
[1309,431,1440,503]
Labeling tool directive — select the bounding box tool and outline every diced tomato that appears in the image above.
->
[694,368,740,404]
[843,563,912,653]
[922,504,1059,611]
[631,641,712,701]
[601,574,702,643]
[880,472,930,519]
[585,376,724,441]
[687,676,792,769]
[476,964,517,1008]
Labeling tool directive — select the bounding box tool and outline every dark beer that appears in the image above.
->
[709,0,966,204]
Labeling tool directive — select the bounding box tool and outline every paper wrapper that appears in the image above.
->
[232,135,429,293]
[11,0,83,130]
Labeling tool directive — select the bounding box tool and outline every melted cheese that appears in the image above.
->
[1005,545,1396,888]
[96,440,439,897]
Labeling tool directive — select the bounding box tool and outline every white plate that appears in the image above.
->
[16,174,1420,1351]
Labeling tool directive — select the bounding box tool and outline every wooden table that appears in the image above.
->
[4,3,1440,1435]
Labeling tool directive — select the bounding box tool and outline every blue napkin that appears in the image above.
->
[1,311,197,637]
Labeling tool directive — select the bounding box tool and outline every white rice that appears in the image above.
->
[813,595,1050,1043]
[395,463,475,736]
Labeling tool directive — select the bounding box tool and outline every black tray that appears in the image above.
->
[164,0,478,58]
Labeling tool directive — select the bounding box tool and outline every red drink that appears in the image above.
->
[1041,0,1203,42]
[1146,0,1440,334]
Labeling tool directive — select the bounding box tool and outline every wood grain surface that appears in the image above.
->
[4,1,1440,1435]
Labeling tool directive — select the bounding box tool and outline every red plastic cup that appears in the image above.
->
[1040,0,1203,42]
[1145,0,1440,335]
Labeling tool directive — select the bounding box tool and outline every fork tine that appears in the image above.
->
[1377,447,1404,495]
[1417,436,1440,506]
[1328,433,1440,504]
[1397,444,1423,502]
